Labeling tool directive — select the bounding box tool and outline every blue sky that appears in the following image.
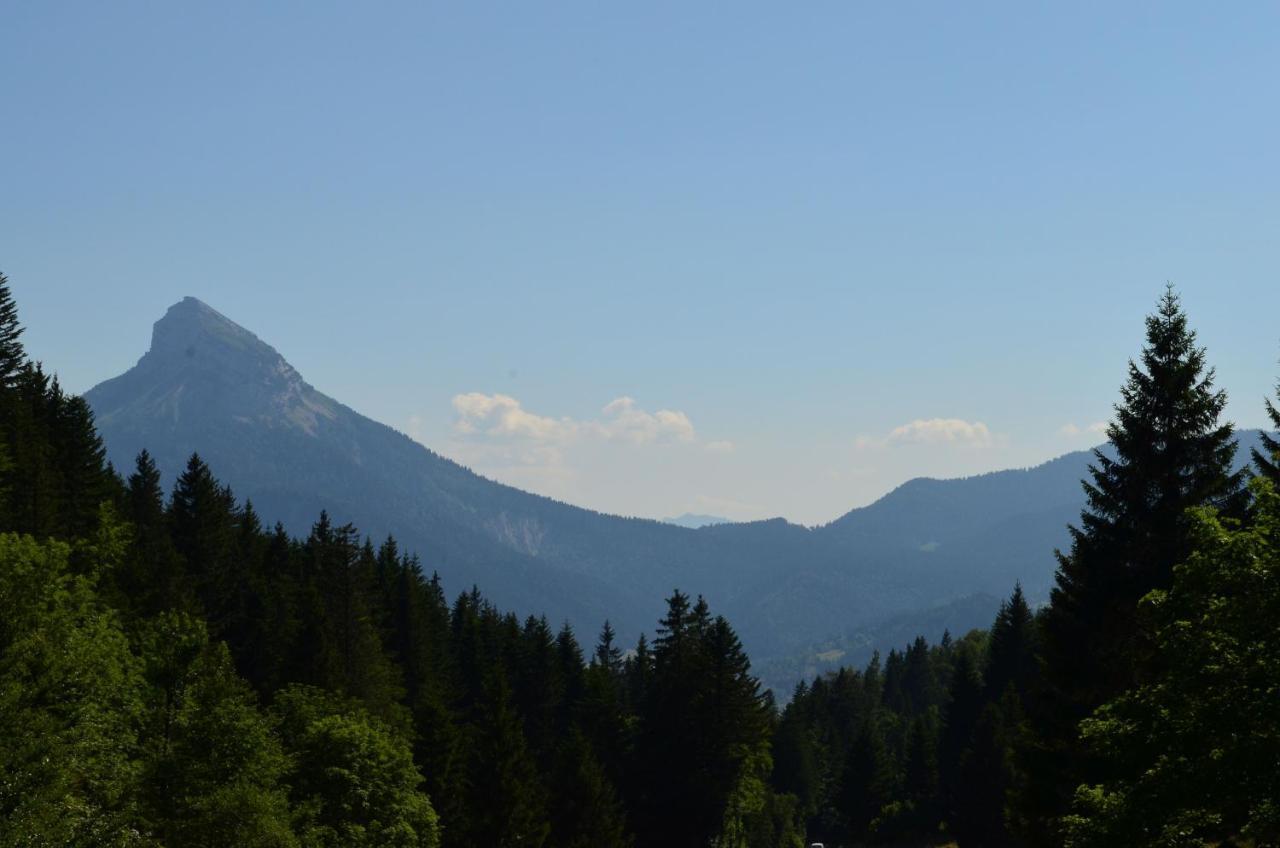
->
[4,2,1279,524]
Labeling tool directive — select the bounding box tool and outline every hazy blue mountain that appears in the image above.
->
[663,513,731,529]
[85,298,1275,669]
[755,592,1006,698]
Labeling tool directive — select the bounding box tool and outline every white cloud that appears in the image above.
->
[452,392,577,441]
[451,392,698,446]
[591,396,695,445]
[1059,421,1108,439]
[854,418,997,450]
[879,418,994,447]
[444,393,735,511]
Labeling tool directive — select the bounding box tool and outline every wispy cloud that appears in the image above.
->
[1059,421,1108,439]
[857,417,996,450]
[440,393,732,513]
[452,393,697,446]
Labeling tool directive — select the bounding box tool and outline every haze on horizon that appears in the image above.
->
[5,2,1280,524]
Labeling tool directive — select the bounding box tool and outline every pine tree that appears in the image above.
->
[939,650,985,836]
[771,707,821,821]
[0,272,23,388]
[636,595,771,848]
[624,632,651,710]
[984,583,1037,701]
[6,365,61,536]
[903,713,939,808]
[309,520,405,724]
[1253,377,1280,484]
[579,648,630,799]
[1033,287,1246,837]
[548,730,633,848]
[594,619,623,673]
[556,622,586,733]
[515,615,564,769]
[837,721,897,841]
[954,695,1025,848]
[635,591,711,846]
[0,272,24,526]
[50,391,113,537]
[1044,287,1244,706]
[169,453,239,628]
[460,672,549,848]
[699,615,771,822]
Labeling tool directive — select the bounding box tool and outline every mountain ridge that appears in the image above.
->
[85,298,1271,666]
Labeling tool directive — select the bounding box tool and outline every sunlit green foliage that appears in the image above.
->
[0,533,145,846]
[1063,478,1280,847]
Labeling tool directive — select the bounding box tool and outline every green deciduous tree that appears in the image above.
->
[275,686,441,848]
[1063,477,1280,847]
[0,533,146,846]
[138,612,295,847]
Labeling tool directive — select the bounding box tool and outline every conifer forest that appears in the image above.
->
[4,269,1280,848]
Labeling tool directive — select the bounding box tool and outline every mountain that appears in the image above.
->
[85,298,1275,668]
[663,513,731,529]
[754,592,1007,697]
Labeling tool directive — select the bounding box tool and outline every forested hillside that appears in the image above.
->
[82,299,1275,674]
[0,273,790,846]
[84,297,1110,658]
[4,274,1280,847]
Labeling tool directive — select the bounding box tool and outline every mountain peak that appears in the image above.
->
[86,298,340,440]
[150,296,275,364]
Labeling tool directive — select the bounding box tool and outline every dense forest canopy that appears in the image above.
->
[2,271,1279,847]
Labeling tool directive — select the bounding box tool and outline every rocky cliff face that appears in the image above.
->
[93,297,338,437]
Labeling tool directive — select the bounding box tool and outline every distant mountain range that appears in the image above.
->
[85,298,1274,674]
[663,513,732,529]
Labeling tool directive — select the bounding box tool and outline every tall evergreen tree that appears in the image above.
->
[594,619,623,673]
[837,721,897,841]
[115,451,189,616]
[939,649,985,837]
[984,584,1037,701]
[0,272,23,388]
[50,391,113,537]
[169,453,239,629]
[0,272,18,521]
[515,615,564,770]
[548,730,633,848]
[460,672,549,848]
[1253,376,1280,484]
[1033,287,1245,837]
